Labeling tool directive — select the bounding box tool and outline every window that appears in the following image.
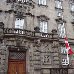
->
[55,1,63,9]
[15,18,24,34]
[15,18,24,29]
[57,11,62,17]
[61,47,66,54]
[57,12,61,17]
[58,23,66,38]
[40,21,47,33]
[62,58,69,65]
[38,0,46,5]
[70,3,74,12]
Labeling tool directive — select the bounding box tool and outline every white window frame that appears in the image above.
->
[70,3,74,12]
[38,0,46,5]
[15,18,24,29]
[55,1,63,9]
[15,18,24,34]
[61,47,66,54]
[58,23,66,38]
[62,59,69,65]
[40,21,48,33]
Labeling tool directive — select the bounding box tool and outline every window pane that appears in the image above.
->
[62,59,69,65]
[58,23,65,38]
[19,19,24,29]
[40,21,47,33]
[15,18,20,28]
[38,0,46,5]
[15,18,24,29]
[55,1,62,9]
[61,47,66,54]
[71,4,74,11]
[43,0,46,5]
[43,21,47,33]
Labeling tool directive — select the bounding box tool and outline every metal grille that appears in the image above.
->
[50,68,68,74]
[9,52,26,60]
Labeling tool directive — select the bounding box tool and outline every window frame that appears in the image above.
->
[62,58,69,65]
[57,23,66,38]
[70,3,74,12]
[56,10,62,17]
[15,18,24,29]
[61,47,67,54]
[38,0,47,6]
[39,20,48,33]
[55,0,63,9]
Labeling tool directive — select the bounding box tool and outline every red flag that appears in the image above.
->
[64,37,74,55]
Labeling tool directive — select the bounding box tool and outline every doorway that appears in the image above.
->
[8,51,26,74]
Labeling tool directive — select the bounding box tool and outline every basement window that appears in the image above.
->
[70,3,74,12]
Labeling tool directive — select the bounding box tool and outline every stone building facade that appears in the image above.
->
[0,0,74,74]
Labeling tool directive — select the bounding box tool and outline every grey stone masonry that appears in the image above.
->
[0,42,9,73]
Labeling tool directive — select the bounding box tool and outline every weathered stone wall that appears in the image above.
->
[0,0,74,38]
[0,42,9,73]
[0,0,74,74]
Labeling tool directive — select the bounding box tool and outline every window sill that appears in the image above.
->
[38,4,48,7]
[55,7,64,11]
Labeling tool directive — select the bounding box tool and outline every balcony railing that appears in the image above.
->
[3,28,58,39]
